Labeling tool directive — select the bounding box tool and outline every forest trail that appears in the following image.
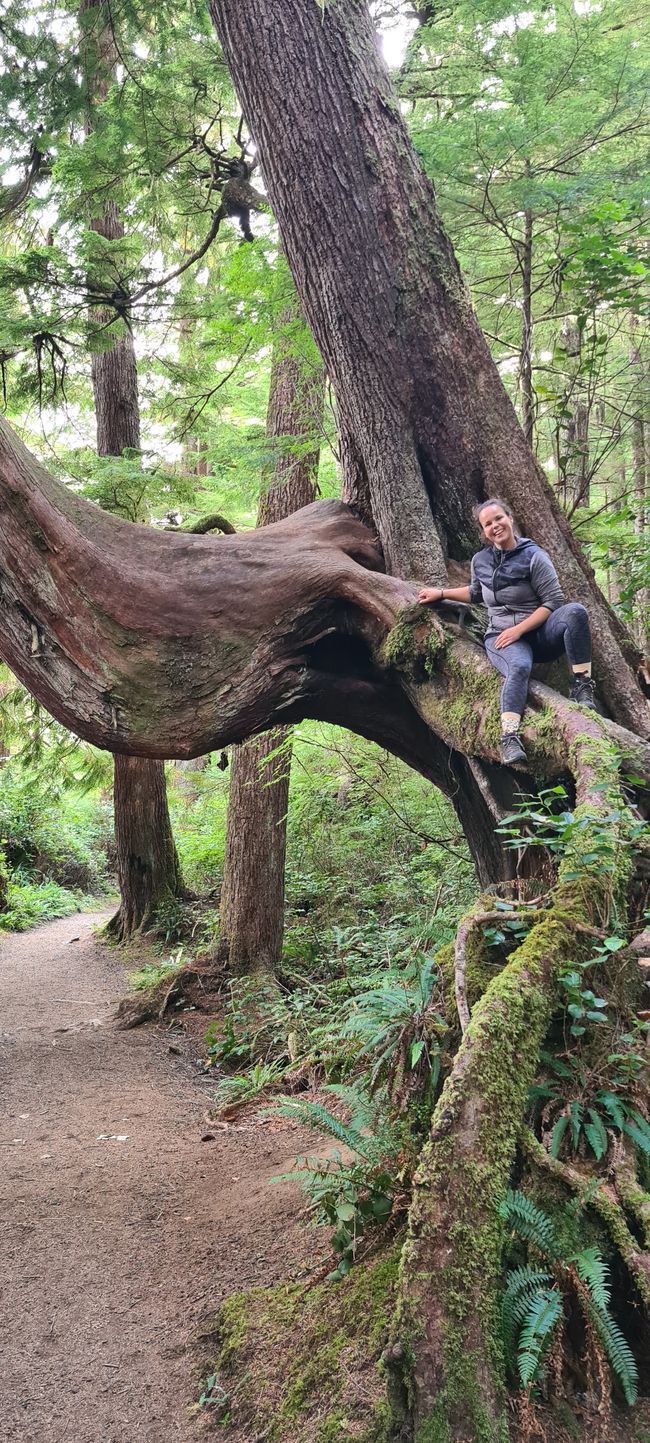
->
[0,912,316,1443]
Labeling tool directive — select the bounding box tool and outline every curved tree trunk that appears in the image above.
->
[219,302,324,974]
[210,0,647,738]
[82,0,182,941]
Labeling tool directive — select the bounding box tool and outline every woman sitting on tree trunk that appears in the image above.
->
[419,497,597,765]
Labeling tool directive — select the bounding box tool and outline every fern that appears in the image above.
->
[585,1299,638,1405]
[502,1267,553,1359]
[501,1194,638,1404]
[499,1190,558,1256]
[274,1097,375,1158]
[517,1288,564,1387]
[273,1085,400,1167]
[574,1246,611,1312]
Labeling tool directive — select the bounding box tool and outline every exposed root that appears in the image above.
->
[390,720,632,1441]
[613,1140,650,1248]
[114,962,226,1030]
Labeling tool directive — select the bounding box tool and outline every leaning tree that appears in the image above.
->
[1,0,649,1436]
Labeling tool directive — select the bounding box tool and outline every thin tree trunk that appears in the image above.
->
[519,206,534,449]
[631,329,649,649]
[82,0,182,940]
[218,304,324,974]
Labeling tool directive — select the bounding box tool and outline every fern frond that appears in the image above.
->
[273,1099,373,1157]
[583,1300,638,1405]
[502,1268,553,1354]
[574,1246,611,1311]
[499,1190,558,1256]
[323,1083,380,1133]
[517,1288,563,1388]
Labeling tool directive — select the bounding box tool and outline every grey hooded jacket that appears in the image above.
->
[469,537,565,634]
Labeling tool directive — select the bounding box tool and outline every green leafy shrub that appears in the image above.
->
[0,876,81,931]
[0,765,113,894]
[275,1085,405,1280]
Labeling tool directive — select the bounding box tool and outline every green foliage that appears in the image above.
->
[274,1085,404,1280]
[500,1191,638,1404]
[214,1060,288,1113]
[0,757,112,899]
[496,783,644,872]
[0,875,82,932]
[128,946,184,993]
[339,953,447,1099]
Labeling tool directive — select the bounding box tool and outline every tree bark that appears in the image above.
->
[519,206,534,449]
[106,755,183,937]
[209,0,647,736]
[82,0,182,940]
[219,303,324,974]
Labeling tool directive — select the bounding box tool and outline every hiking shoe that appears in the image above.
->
[500,732,528,766]
[569,674,597,709]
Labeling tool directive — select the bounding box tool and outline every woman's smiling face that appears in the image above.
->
[479,503,516,550]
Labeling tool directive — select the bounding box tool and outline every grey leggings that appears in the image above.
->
[485,603,592,716]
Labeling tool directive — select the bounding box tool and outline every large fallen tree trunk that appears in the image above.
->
[4,414,649,784]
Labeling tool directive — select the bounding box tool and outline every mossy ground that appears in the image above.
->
[200,1246,401,1442]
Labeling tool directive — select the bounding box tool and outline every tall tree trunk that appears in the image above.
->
[219,304,324,974]
[205,4,650,1434]
[109,755,183,937]
[82,0,182,940]
[631,334,649,650]
[210,0,647,737]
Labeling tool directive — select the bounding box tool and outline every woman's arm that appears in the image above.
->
[419,584,472,604]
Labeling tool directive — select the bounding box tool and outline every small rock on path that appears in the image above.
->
[0,913,315,1442]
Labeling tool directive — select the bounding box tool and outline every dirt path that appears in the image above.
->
[0,913,317,1443]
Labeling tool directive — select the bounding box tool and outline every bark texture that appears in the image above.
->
[107,755,184,938]
[82,0,182,941]
[210,0,648,735]
[219,305,324,974]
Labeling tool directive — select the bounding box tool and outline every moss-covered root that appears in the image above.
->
[388,912,574,1443]
[388,744,630,1443]
[614,1149,650,1250]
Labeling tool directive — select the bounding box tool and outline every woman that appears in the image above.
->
[418,498,596,765]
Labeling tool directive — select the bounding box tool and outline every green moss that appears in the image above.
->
[209,1245,401,1440]
[216,1289,256,1366]
[381,607,447,684]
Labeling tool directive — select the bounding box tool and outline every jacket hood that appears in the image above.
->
[490,536,535,558]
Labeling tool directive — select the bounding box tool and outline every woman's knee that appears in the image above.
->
[564,602,589,624]
[508,660,533,685]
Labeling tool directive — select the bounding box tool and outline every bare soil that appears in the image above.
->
[0,912,319,1443]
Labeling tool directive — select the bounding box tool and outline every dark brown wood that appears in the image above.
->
[106,756,183,937]
[210,0,648,735]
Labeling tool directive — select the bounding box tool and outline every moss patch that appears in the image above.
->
[380,607,447,685]
[206,1246,401,1442]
